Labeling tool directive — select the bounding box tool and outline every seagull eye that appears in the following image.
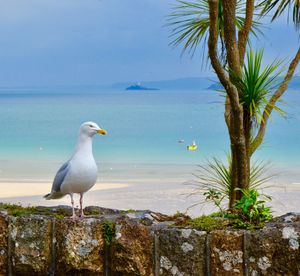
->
[89,125,93,128]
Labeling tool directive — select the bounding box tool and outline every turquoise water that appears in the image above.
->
[0,86,299,180]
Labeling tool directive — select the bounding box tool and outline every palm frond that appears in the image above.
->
[167,0,262,62]
[230,48,285,125]
[188,155,274,208]
[259,0,300,29]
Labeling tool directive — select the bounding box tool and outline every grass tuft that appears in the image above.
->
[101,220,115,245]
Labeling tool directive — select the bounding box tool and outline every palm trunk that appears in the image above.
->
[209,0,250,207]
[227,106,251,207]
[228,127,250,205]
[243,108,252,191]
[229,144,238,208]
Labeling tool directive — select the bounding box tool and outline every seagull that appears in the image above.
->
[44,121,107,218]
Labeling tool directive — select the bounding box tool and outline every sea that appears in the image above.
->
[0,86,299,185]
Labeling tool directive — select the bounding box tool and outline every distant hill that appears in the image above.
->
[207,76,300,90]
[110,75,300,91]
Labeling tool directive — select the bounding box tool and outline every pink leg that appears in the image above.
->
[79,193,85,218]
[70,193,76,218]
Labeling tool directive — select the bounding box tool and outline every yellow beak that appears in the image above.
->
[97,129,107,135]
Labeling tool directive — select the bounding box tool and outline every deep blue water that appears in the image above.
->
[0,86,299,169]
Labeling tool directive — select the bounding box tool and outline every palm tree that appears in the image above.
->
[168,0,300,207]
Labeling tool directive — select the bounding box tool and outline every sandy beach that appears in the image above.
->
[0,158,299,218]
[0,179,299,218]
[0,181,129,198]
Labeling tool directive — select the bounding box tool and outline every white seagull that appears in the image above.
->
[44,121,107,218]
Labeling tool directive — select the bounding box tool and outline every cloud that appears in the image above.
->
[0,0,298,86]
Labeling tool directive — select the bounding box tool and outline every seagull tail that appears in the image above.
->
[43,192,65,200]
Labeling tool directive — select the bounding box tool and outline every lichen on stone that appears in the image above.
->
[160,255,172,271]
[213,247,243,272]
[257,256,271,271]
[55,218,105,274]
[282,226,299,250]
[181,229,192,239]
[170,265,184,276]
[249,256,255,263]
[181,242,194,253]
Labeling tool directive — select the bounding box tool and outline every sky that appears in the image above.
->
[0,0,299,86]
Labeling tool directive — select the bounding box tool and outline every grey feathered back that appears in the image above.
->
[51,161,70,192]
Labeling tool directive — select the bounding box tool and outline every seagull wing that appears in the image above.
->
[51,161,70,192]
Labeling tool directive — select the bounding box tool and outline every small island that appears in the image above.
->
[125,84,159,91]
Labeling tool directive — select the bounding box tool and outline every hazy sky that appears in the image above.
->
[0,0,298,86]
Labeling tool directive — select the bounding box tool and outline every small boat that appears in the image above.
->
[187,141,197,151]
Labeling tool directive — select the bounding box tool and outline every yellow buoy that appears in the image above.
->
[187,141,197,151]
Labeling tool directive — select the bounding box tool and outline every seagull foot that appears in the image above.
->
[79,213,85,219]
[70,214,78,220]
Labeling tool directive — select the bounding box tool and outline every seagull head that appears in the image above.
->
[80,121,107,137]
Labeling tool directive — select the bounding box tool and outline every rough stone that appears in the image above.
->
[110,217,154,275]
[55,217,104,275]
[84,205,122,216]
[245,223,300,275]
[9,215,53,275]
[1,205,300,276]
[156,227,206,276]
[271,212,300,224]
[209,230,244,276]
[0,212,8,275]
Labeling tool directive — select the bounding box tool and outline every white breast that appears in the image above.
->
[60,154,98,194]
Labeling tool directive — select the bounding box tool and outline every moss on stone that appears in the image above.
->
[101,220,115,245]
[0,203,69,219]
[120,208,136,215]
[0,203,40,216]
[186,214,229,232]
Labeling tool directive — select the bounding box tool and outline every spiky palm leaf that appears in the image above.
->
[191,156,232,196]
[188,156,274,208]
[230,48,285,125]
[168,0,262,61]
[259,0,300,29]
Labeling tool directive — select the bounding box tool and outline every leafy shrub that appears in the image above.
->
[189,157,274,212]
[230,188,272,229]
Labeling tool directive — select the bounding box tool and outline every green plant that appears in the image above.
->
[203,188,225,215]
[231,188,272,229]
[189,157,274,211]
[230,48,285,126]
[101,220,115,245]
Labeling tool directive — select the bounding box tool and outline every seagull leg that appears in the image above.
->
[70,193,76,218]
[79,192,85,218]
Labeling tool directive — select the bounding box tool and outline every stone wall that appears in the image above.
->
[0,206,299,275]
